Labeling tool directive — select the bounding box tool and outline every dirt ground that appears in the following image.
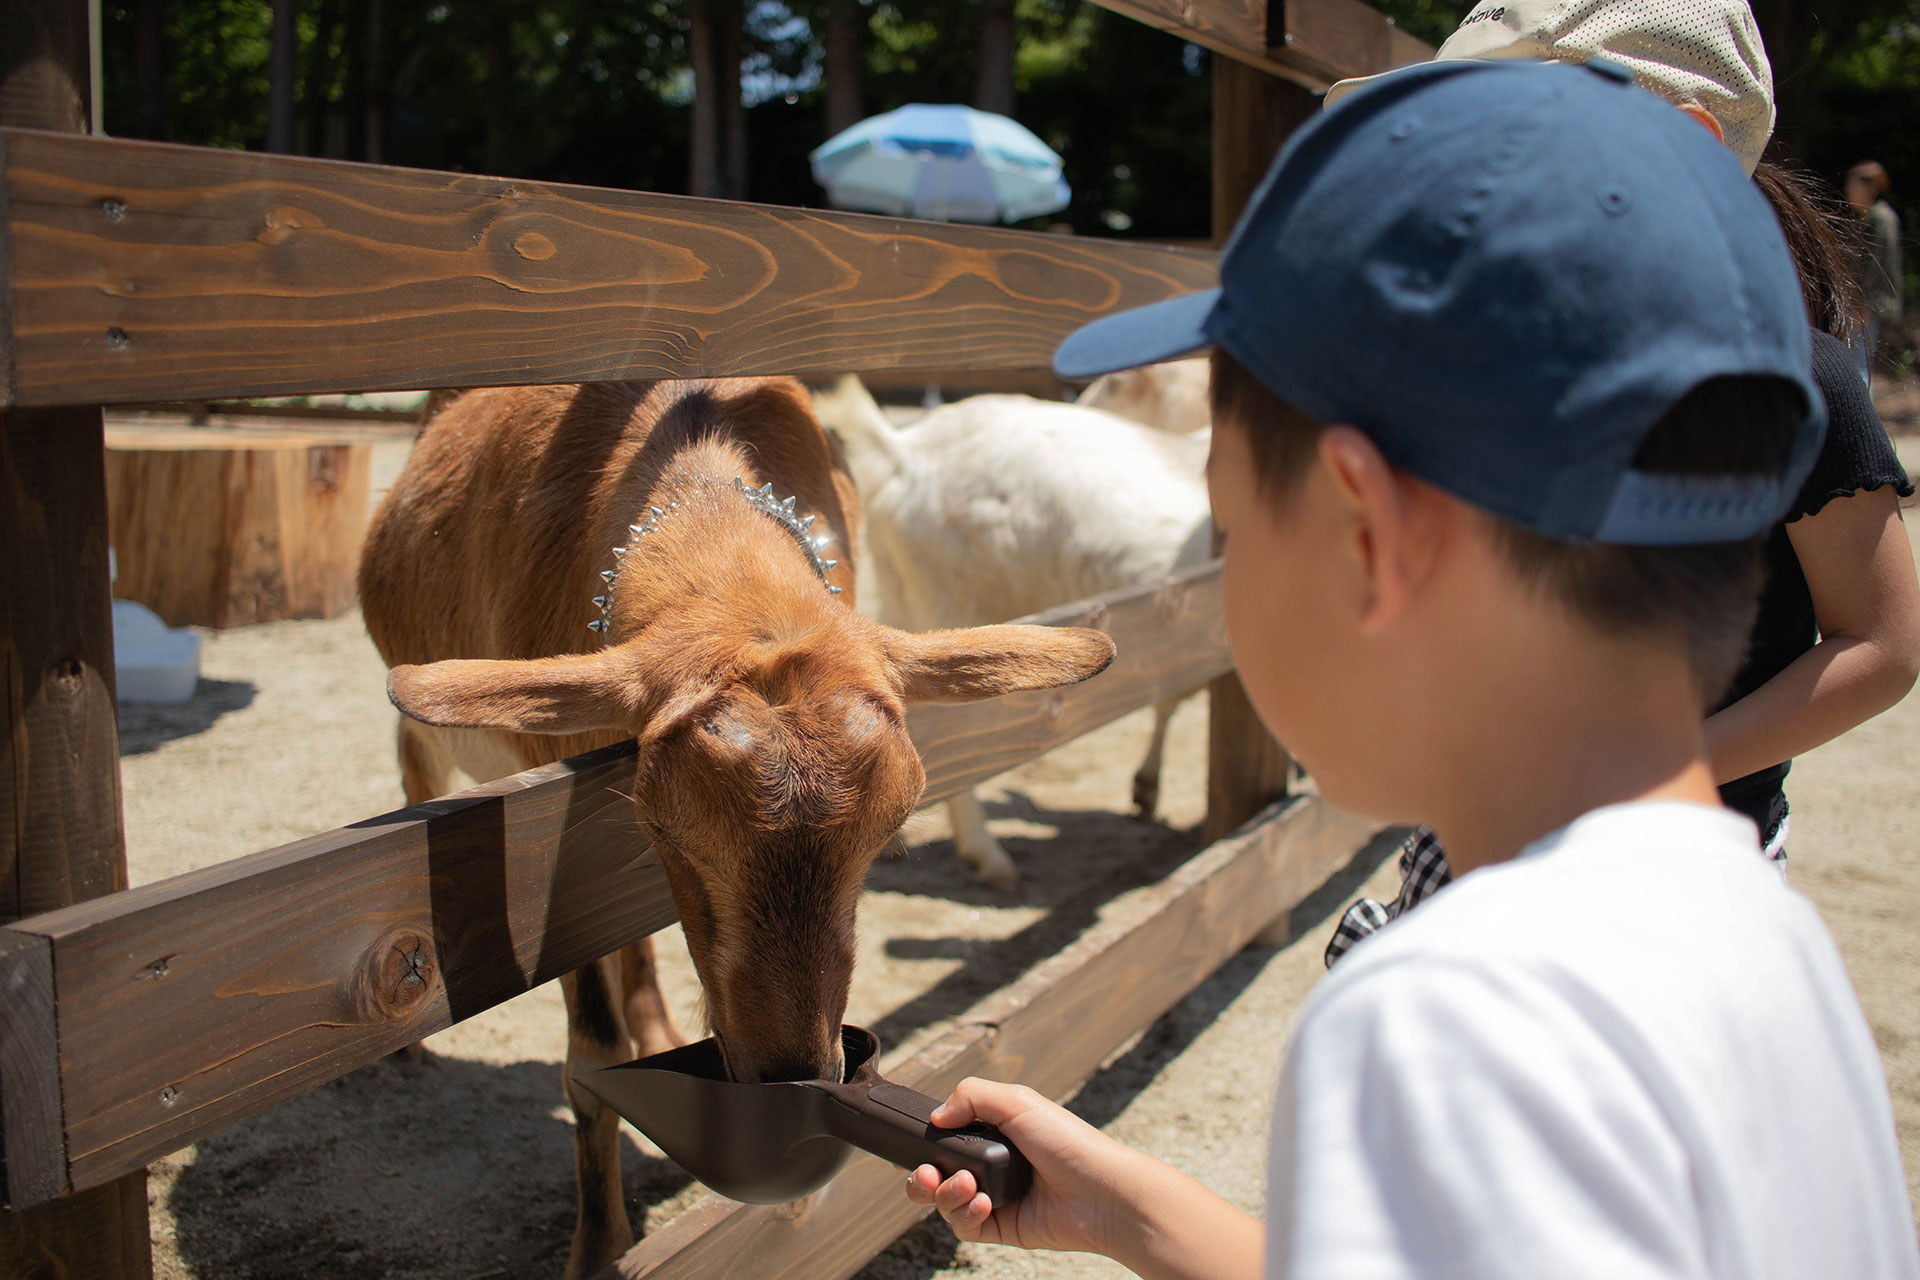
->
[116,403,1920,1279]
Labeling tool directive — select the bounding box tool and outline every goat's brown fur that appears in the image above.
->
[359,377,1113,1276]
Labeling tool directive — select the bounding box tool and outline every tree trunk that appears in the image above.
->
[483,21,508,174]
[974,0,1015,117]
[132,0,164,138]
[267,0,296,153]
[344,0,367,159]
[303,0,344,156]
[687,5,719,196]
[718,2,747,200]
[825,0,862,137]
[363,0,383,162]
[1752,1,1806,160]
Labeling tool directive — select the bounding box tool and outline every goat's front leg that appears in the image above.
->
[561,958,636,1278]
[1131,695,1184,819]
[947,789,1018,893]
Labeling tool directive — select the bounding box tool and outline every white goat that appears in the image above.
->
[814,375,1211,892]
[1076,357,1211,434]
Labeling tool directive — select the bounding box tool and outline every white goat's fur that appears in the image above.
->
[815,376,1211,891]
[1077,357,1212,434]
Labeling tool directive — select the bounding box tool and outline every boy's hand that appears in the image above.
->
[902,1077,1137,1256]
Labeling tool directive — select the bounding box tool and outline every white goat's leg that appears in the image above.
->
[947,788,1018,893]
[1131,696,1182,819]
[561,957,637,1277]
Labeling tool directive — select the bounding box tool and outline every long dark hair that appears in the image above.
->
[1753,159,1866,343]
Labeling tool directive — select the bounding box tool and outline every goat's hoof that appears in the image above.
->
[961,849,1021,895]
[1132,775,1160,819]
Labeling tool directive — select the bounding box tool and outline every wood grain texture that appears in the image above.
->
[1203,77,1301,840]
[104,435,371,626]
[0,3,89,136]
[1272,0,1433,85]
[1211,56,1318,245]
[1,128,1218,408]
[1084,0,1428,88]
[0,930,61,1207]
[0,409,127,922]
[0,565,1227,1204]
[14,740,674,1198]
[1,8,150,1262]
[599,794,1380,1280]
[0,1174,151,1280]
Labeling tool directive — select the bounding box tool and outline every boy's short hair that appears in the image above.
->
[1210,349,1802,700]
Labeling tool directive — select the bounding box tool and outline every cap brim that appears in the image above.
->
[1053,288,1221,380]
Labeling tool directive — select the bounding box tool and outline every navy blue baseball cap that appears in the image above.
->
[1055,58,1825,545]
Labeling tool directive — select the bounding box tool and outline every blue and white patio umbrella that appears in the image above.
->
[808,103,1071,224]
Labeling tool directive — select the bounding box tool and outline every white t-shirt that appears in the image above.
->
[1267,801,1919,1279]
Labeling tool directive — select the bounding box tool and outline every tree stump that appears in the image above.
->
[103,427,372,628]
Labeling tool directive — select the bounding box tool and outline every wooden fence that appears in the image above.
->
[0,1,1425,1275]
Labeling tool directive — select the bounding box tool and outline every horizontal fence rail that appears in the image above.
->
[1085,0,1429,89]
[0,128,1218,409]
[0,564,1230,1208]
[601,792,1381,1280]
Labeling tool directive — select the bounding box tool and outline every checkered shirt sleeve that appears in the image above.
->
[1323,827,1454,968]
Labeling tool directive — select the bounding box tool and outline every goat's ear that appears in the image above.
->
[882,625,1116,704]
[387,648,644,734]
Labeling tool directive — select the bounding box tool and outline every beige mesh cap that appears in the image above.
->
[1325,0,1775,173]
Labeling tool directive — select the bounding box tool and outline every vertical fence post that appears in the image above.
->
[0,3,155,1276]
[1203,55,1316,869]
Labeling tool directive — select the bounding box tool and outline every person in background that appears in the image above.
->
[1848,160,1905,376]
[1321,0,1920,968]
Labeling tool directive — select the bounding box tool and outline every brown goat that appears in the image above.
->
[357,377,1113,1276]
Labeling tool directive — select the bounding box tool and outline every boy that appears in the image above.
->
[1318,0,1920,972]
[900,59,1920,1278]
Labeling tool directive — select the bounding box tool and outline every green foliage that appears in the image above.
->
[1367,0,1463,48]
[96,0,1918,302]
[1779,4,1920,309]
[1013,3,1210,238]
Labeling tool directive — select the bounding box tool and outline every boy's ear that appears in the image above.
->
[1316,426,1438,634]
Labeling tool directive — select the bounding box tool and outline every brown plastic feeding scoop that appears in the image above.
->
[573,1025,1031,1206]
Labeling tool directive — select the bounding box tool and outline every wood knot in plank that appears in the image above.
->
[512,231,557,261]
[258,206,325,245]
[346,928,440,1023]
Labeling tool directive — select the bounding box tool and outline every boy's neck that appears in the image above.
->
[1414,615,1722,878]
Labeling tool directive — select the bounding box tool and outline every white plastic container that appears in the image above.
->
[112,599,201,704]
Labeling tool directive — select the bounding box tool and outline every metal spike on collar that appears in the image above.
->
[592,479,842,635]
[732,476,840,596]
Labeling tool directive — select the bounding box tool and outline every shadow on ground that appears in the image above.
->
[166,1051,689,1280]
[866,789,1209,1051]
[853,826,1403,1280]
[117,678,258,755]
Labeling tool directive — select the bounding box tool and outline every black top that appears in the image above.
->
[1714,329,1914,833]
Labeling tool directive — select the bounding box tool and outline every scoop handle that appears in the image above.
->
[826,1081,1033,1204]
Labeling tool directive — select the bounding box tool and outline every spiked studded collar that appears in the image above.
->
[589,477,841,637]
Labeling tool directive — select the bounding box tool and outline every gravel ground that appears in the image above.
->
[114,412,1920,1278]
